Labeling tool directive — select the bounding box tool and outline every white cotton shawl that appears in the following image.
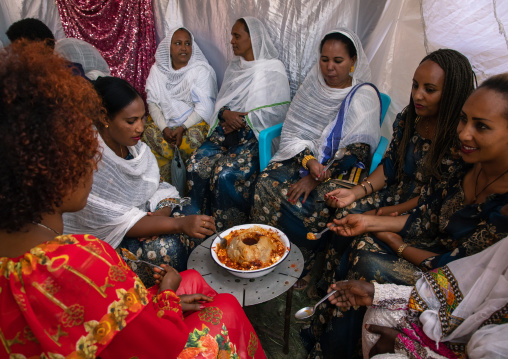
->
[63,134,179,248]
[208,17,291,138]
[145,26,218,127]
[54,38,111,80]
[414,236,508,356]
[270,28,380,163]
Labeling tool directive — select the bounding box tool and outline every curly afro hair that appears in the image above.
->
[0,41,103,232]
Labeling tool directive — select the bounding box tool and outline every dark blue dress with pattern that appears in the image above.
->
[302,161,508,358]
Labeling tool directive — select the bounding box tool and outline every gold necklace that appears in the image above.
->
[473,167,508,202]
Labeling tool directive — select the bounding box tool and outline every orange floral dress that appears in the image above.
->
[0,234,264,358]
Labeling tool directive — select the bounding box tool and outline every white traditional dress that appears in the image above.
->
[362,236,508,359]
[143,26,218,184]
[63,134,200,286]
[251,28,381,276]
[186,17,291,229]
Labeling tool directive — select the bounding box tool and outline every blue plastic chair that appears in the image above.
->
[258,92,392,172]
[369,93,391,174]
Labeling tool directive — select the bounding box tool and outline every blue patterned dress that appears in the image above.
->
[302,162,508,358]
[186,125,259,231]
[250,143,370,277]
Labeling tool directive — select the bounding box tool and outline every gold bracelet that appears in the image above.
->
[302,155,316,170]
[363,179,374,193]
[396,243,409,258]
[360,183,368,195]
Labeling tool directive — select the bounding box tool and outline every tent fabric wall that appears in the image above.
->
[1,0,507,137]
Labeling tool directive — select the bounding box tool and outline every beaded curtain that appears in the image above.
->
[54,0,156,100]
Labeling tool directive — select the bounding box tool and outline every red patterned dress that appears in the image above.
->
[0,234,264,358]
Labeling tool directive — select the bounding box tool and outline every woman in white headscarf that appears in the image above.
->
[326,235,508,359]
[251,28,381,289]
[144,27,217,184]
[54,37,111,80]
[187,17,291,228]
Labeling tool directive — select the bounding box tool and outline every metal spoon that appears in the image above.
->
[317,148,347,180]
[306,224,336,240]
[120,248,164,271]
[295,290,338,319]
[214,229,228,249]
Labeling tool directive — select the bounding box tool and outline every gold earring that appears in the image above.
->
[350,65,355,72]
[105,124,109,128]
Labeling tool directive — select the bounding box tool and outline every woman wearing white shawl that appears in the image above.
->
[143,27,217,184]
[63,76,215,286]
[54,37,111,80]
[324,234,508,359]
[187,17,291,228]
[251,28,381,288]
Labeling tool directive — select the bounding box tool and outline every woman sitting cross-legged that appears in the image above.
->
[0,41,265,359]
[251,28,381,290]
[303,73,508,358]
[328,235,508,359]
[144,26,217,184]
[64,76,215,286]
[186,17,291,229]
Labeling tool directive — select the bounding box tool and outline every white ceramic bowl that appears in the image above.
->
[210,224,291,279]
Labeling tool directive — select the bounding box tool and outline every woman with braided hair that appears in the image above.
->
[316,49,476,289]
[303,49,478,358]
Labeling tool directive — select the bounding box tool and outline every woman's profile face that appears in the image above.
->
[319,39,356,89]
[170,29,192,70]
[105,96,146,150]
[457,87,508,164]
[230,21,253,61]
[411,60,445,120]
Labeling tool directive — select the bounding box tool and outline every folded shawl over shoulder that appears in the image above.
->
[413,235,508,356]
[63,134,179,248]
[208,16,291,138]
[145,26,218,127]
[271,28,380,163]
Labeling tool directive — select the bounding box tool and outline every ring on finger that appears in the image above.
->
[202,220,206,227]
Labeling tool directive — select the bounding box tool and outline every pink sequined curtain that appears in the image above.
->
[55,0,156,100]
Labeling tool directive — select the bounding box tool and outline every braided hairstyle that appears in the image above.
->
[396,49,476,180]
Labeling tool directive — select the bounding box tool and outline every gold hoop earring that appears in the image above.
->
[350,65,355,72]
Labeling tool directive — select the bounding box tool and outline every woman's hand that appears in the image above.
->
[325,188,357,208]
[179,294,214,312]
[329,214,370,236]
[162,127,174,143]
[176,215,215,239]
[307,159,330,181]
[172,126,185,148]
[328,280,374,307]
[287,175,319,204]
[366,324,400,358]
[222,110,248,131]
[156,264,181,293]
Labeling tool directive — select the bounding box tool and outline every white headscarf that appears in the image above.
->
[145,27,218,127]
[208,17,291,138]
[415,236,508,350]
[271,28,380,163]
[63,134,179,248]
[54,38,111,80]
